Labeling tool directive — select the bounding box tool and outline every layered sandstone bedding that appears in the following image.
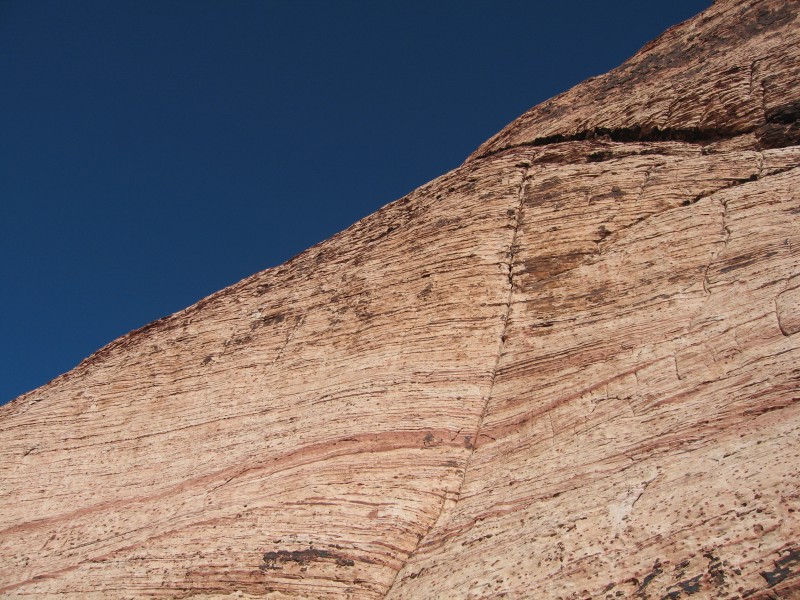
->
[1,1,798,598]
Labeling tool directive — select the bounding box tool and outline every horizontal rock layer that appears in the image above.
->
[1,0,799,598]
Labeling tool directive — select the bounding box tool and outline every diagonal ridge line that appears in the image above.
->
[382,164,530,598]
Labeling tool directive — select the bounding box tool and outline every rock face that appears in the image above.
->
[1,1,799,598]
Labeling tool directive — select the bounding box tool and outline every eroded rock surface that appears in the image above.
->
[1,1,799,598]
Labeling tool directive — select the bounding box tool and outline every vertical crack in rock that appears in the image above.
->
[775,276,797,337]
[272,315,305,367]
[383,165,530,598]
[701,192,733,296]
[748,57,765,99]
[692,164,798,299]
[776,296,791,337]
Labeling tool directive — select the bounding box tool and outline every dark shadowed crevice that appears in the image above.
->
[381,165,530,599]
[470,109,800,164]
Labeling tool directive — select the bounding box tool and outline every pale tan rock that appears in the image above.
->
[1,1,799,598]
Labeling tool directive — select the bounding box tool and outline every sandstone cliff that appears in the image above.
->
[1,1,799,598]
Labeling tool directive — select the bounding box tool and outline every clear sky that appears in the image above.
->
[0,0,711,405]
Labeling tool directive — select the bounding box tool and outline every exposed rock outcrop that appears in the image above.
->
[1,1,798,598]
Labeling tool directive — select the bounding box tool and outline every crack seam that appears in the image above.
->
[775,277,794,337]
[470,125,756,163]
[381,165,530,598]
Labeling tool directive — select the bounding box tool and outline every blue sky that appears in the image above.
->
[0,0,710,404]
